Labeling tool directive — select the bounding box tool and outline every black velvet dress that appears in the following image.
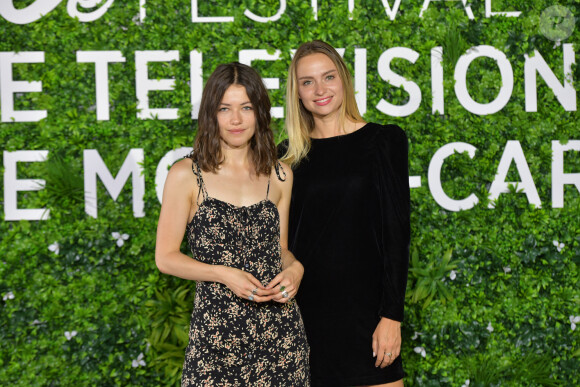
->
[279,123,410,386]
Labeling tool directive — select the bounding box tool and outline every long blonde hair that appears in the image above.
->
[282,40,364,167]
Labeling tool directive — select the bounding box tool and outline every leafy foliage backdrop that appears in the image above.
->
[1,1,578,385]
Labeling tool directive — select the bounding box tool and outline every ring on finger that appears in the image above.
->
[281,290,289,298]
[248,294,255,301]
[251,288,258,295]
[385,352,392,358]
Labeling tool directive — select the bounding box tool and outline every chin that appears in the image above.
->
[312,107,338,117]
[221,138,252,149]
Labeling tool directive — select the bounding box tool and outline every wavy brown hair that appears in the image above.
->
[192,62,277,176]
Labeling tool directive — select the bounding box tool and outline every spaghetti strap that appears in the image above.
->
[274,161,286,182]
[266,162,287,199]
[185,153,208,205]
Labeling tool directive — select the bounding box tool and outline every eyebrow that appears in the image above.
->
[219,101,252,106]
[298,69,337,81]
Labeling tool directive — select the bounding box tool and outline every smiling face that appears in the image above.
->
[296,52,345,120]
[217,84,256,150]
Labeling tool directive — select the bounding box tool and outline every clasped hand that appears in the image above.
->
[222,264,302,304]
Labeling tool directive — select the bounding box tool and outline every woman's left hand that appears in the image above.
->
[265,261,303,303]
[372,317,401,368]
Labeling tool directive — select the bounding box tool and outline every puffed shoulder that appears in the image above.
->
[371,123,408,147]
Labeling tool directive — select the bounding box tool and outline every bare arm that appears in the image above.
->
[155,158,273,302]
[265,163,304,302]
[155,158,221,281]
[279,163,302,272]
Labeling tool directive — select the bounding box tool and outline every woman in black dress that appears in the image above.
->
[280,41,410,386]
[156,62,309,386]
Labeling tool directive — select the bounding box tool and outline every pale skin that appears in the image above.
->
[155,84,303,305]
[296,53,403,387]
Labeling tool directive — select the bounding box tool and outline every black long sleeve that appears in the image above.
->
[283,123,409,385]
[374,125,411,321]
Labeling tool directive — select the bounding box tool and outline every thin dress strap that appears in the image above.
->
[266,162,287,199]
[274,161,287,182]
[187,154,208,205]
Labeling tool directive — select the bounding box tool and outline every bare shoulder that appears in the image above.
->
[164,158,197,192]
[159,157,199,208]
[269,162,293,204]
[277,161,293,182]
[272,162,292,207]
[272,161,293,191]
[168,157,195,179]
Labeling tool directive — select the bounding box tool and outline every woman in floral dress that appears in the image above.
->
[155,62,310,386]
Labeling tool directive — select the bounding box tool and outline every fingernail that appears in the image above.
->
[372,352,376,357]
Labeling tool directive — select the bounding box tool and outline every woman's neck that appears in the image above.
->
[310,115,362,139]
[221,144,253,172]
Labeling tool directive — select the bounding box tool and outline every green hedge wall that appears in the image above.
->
[1,1,578,385]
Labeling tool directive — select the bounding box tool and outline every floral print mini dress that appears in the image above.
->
[181,158,310,386]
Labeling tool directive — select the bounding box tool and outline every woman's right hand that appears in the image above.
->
[220,266,276,302]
